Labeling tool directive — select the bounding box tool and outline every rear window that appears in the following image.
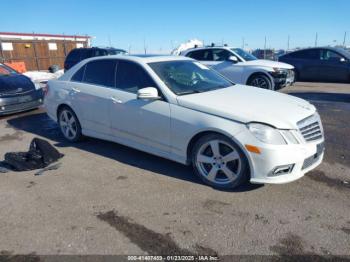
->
[82,59,117,87]
[66,49,80,61]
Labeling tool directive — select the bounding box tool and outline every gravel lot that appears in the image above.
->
[0,82,349,259]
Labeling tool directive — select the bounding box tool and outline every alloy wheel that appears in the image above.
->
[195,139,242,185]
[59,109,78,140]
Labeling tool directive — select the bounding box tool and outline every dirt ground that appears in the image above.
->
[0,82,349,260]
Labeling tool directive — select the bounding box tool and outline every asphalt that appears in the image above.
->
[0,82,349,259]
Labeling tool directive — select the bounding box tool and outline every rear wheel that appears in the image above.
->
[58,107,82,142]
[191,134,249,189]
[247,74,273,90]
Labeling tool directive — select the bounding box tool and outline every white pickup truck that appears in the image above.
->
[181,46,295,90]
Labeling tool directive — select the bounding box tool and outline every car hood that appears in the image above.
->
[176,85,316,129]
[0,74,35,96]
[238,59,294,69]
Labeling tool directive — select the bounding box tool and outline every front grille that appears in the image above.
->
[297,114,323,142]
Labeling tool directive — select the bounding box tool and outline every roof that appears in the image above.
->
[286,46,350,58]
[85,55,193,63]
[0,32,90,42]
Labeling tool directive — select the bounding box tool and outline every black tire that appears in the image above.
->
[191,133,250,189]
[247,74,273,90]
[58,106,83,142]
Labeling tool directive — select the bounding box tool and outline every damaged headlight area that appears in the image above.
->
[247,123,299,145]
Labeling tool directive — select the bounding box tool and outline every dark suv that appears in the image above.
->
[64,47,127,71]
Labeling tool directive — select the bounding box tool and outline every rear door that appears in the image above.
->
[69,59,117,135]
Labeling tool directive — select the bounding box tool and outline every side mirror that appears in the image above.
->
[137,87,161,100]
[340,57,347,63]
[228,56,238,63]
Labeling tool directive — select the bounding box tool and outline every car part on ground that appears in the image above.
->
[180,45,295,90]
[45,55,324,189]
[1,138,64,171]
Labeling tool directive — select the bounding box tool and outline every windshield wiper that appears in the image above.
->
[176,90,202,95]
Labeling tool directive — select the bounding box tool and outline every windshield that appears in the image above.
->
[231,48,257,61]
[0,64,17,76]
[148,60,233,95]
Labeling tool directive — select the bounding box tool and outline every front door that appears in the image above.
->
[109,60,171,154]
[318,49,349,82]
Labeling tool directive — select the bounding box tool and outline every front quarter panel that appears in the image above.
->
[169,103,247,164]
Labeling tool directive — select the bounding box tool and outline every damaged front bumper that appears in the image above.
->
[270,69,295,90]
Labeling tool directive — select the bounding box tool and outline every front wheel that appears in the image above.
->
[58,107,82,142]
[247,74,273,90]
[191,134,250,189]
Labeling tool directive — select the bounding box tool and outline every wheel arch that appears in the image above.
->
[186,130,252,176]
[56,103,74,120]
[246,71,274,87]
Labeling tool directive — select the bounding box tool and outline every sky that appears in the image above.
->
[1,0,349,53]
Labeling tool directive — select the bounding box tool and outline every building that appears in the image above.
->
[0,32,91,71]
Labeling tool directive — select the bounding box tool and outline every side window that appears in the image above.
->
[116,61,156,93]
[290,49,320,60]
[83,59,117,87]
[320,50,343,62]
[71,65,86,82]
[212,49,232,61]
[94,49,108,57]
[187,50,212,61]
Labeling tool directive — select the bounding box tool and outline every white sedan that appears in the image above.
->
[181,46,295,90]
[44,55,324,189]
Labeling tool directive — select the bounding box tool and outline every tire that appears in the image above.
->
[58,107,82,142]
[247,74,273,90]
[191,134,250,189]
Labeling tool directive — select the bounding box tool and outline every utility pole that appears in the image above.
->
[143,38,147,54]
[287,35,290,51]
[343,32,347,47]
[264,36,267,59]
[315,32,318,47]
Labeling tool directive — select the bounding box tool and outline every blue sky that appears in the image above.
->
[1,0,349,53]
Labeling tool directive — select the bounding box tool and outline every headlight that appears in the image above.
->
[34,82,42,90]
[247,123,286,145]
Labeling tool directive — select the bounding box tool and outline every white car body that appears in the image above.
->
[45,55,324,186]
[181,46,295,90]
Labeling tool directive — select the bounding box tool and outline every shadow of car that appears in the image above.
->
[5,110,262,192]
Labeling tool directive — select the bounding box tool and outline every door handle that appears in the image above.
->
[110,96,122,104]
[72,87,81,93]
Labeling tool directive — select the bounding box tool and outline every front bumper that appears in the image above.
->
[270,69,295,90]
[234,131,324,184]
[0,89,43,116]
